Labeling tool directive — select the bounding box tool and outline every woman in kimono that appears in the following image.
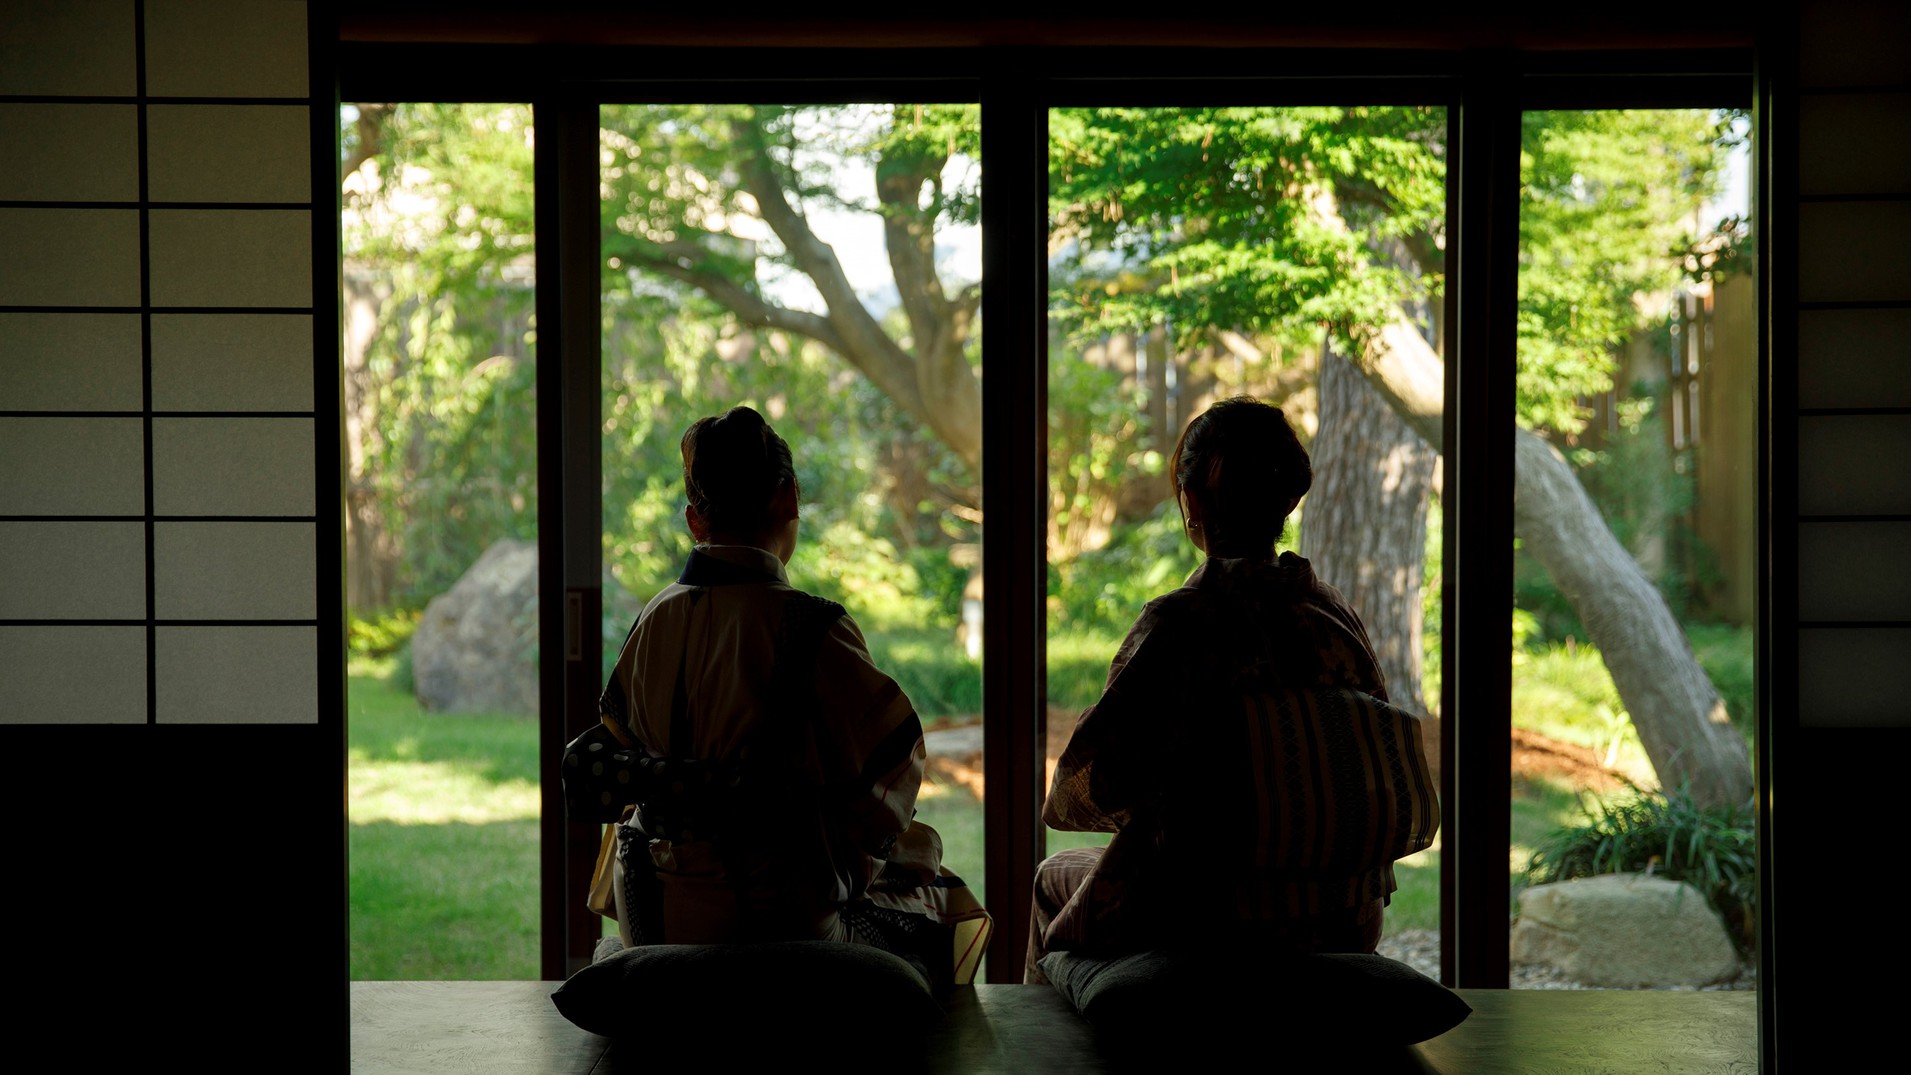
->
[1025,396,1411,983]
[577,405,990,991]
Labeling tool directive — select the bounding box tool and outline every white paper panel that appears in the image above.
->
[156,625,316,723]
[0,0,135,96]
[0,417,144,514]
[152,417,314,516]
[0,626,145,724]
[0,209,140,307]
[1797,308,1911,409]
[0,104,139,202]
[148,210,313,309]
[148,105,312,203]
[150,314,315,411]
[1799,94,1911,196]
[1798,523,1911,621]
[152,521,315,619]
[1798,416,1911,516]
[1798,203,1911,305]
[0,313,143,411]
[0,521,145,619]
[1798,628,1911,727]
[144,0,309,99]
[1798,1,1911,88]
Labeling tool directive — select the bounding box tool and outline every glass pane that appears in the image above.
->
[597,102,987,956]
[1044,106,1447,974]
[342,103,541,978]
[1509,109,1756,991]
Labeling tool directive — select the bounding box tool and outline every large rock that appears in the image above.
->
[1510,872,1739,987]
[411,539,540,715]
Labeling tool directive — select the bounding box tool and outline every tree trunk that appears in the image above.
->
[1115,327,1173,521]
[1356,311,1755,807]
[1511,430,1753,807]
[342,274,395,614]
[1302,340,1436,718]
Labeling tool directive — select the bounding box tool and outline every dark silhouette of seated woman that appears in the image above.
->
[1027,396,1433,982]
[568,405,990,991]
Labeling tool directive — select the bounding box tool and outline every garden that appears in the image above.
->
[344,102,1758,981]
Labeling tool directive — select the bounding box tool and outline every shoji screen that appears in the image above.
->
[1,0,322,725]
[1790,2,1911,726]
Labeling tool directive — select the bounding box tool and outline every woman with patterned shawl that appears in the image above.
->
[573,406,990,992]
[1026,396,1432,983]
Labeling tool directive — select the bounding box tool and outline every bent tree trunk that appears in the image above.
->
[1303,342,1435,718]
[1358,313,1754,808]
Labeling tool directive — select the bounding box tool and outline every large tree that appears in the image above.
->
[600,105,983,474]
[347,101,1754,806]
[1046,106,1753,807]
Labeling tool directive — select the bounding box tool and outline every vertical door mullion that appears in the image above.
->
[979,64,1049,983]
[1753,46,1783,1071]
[1443,58,1519,989]
[536,91,607,981]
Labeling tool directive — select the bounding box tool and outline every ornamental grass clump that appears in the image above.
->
[1524,784,1757,955]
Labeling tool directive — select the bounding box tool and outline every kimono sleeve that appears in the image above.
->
[1042,593,1187,833]
[1303,583,1391,703]
[809,613,925,858]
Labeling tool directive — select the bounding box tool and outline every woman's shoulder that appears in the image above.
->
[1132,578,1203,631]
[780,588,850,644]
[1276,552,1370,622]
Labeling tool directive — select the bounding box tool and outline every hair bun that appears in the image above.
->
[681,405,796,538]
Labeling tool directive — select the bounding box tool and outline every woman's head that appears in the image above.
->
[680,406,799,559]
[1169,396,1311,558]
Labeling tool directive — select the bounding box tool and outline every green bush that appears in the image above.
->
[865,626,982,723]
[1688,623,1756,744]
[1523,785,1757,955]
[349,608,423,660]
[1046,629,1124,712]
[1049,503,1199,634]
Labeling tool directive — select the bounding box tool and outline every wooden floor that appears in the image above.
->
[351,981,1757,1074]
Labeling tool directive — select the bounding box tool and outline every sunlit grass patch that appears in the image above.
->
[1513,643,1656,784]
[914,787,987,897]
[1390,847,1439,932]
[1046,629,1125,711]
[349,672,540,979]
[350,756,539,825]
[1508,772,1601,911]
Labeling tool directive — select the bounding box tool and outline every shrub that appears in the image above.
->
[349,608,423,660]
[1687,622,1756,745]
[1523,784,1757,955]
[1049,503,1199,633]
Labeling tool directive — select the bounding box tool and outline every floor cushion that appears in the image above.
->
[552,938,943,1052]
[1039,946,1472,1063]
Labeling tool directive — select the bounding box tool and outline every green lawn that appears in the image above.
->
[349,667,540,979]
[351,626,1751,975]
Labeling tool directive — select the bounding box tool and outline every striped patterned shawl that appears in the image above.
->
[1041,554,1437,951]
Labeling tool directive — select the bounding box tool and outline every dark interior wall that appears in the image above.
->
[0,0,344,1062]
[5,2,1907,1068]
[1768,0,1911,1066]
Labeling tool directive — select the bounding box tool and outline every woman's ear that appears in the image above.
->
[771,480,799,522]
[685,503,710,542]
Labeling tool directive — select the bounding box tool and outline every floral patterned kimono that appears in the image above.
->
[1027,552,1412,983]
[588,544,991,989]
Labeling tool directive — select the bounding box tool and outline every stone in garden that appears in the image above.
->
[411,539,540,715]
[1510,872,1739,988]
[410,539,647,714]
